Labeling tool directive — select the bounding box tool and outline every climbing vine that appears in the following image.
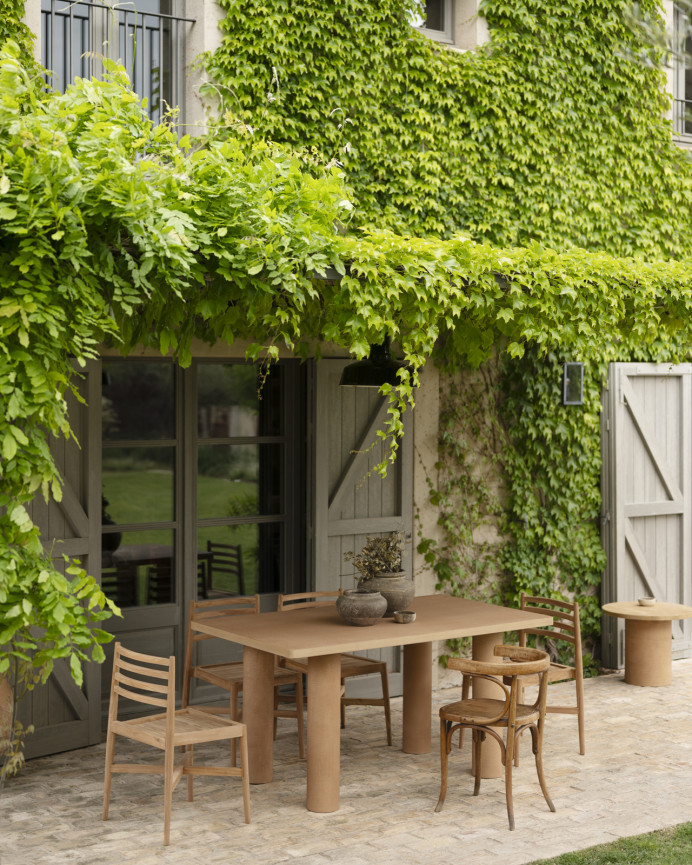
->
[2,0,692,730]
[203,0,692,664]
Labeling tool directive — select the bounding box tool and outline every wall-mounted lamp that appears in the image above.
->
[562,362,584,405]
[339,336,406,388]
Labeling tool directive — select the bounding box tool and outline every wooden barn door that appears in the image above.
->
[602,363,692,669]
[311,359,413,697]
[19,361,102,757]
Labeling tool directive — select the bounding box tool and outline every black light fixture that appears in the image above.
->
[339,336,406,388]
[562,362,584,405]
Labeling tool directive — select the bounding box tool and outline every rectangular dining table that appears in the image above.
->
[191,593,553,813]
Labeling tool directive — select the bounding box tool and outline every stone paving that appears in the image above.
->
[2,660,692,865]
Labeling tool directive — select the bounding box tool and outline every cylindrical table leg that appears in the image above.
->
[471,632,503,778]
[625,619,673,686]
[403,641,432,754]
[307,653,341,812]
[243,646,276,784]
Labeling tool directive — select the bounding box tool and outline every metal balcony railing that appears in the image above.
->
[41,0,195,127]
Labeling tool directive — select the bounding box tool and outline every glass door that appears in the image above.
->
[99,357,306,708]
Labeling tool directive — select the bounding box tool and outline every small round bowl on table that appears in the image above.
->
[393,610,416,624]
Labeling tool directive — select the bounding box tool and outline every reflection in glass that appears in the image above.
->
[103,362,175,441]
[196,524,281,596]
[197,363,283,438]
[101,529,176,607]
[102,447,175,524]
[197,444,282,520]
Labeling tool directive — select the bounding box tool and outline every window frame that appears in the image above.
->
[413,0,454,45]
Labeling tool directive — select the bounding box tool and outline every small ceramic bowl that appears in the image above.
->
[393,610,416,624]
[638,597,656,606]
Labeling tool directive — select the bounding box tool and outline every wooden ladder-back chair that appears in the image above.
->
[181,595,305,763]
[435,645,555,831]
[513,594,585,759]
[206,541,245,596]
[277,591,392,746]
[103,643,250,846]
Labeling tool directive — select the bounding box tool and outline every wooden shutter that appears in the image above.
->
[19,361,102,758]
[602,363,692,668]
[311,360,413,696]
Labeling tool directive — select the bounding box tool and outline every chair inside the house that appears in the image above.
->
[435,644,555,830]
[182,595,305,763]
[103,642,250,846]
[101,566,138,608]
[277,590,392,745]
[146,562,174,605]
[509,594,585,760]
[206,541,245,596]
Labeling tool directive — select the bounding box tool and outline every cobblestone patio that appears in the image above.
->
[2,660,692,865]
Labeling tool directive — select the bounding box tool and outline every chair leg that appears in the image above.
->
[380,668,392,746]
[340,679,346,729]
[458,676,470,749]
[514,679,524,766]
[230,686,240,767]
[102,729,116,821]
[239,729,251,824]
[505,747,515,830]
[505,729,515,831]
[187,745,194,801]
[576,680,586,756]
[531,724,556,814]
[434,718,450,812]
[296,678,305,759]
[473,730,483,797]
[163,741,175,847]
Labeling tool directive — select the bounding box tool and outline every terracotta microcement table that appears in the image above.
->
[602,601,692,686]
[192,593,552,813]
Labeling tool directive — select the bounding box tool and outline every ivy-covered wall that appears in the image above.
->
[0,0,32,59]
[206,0,692,256]
[206,0,692,663]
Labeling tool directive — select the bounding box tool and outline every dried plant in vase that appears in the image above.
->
[344,532,414,618]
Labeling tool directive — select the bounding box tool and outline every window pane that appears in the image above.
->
[197,444,282,519]
[103,447,175,523]
[425,0,445,31]
[197,524,281,597]
[103,362,175,441]
[101,529,176,607]
[197,363,283,438]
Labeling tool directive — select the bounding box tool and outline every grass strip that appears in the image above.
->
[528,823,692,864]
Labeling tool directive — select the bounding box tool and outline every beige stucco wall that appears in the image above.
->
[453,0,488,51]
[183,0,226,133]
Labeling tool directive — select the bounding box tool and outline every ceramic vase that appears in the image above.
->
[336,588,387,626]
[358,571,415,618]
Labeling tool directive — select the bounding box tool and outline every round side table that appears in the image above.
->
[602,601,692,686]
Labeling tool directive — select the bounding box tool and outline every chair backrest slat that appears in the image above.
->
[110,643,175,714]
[278,590,343,611]
[520,594,580,645]
[188,595,260,643]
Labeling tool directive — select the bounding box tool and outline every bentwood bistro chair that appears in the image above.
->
[435,644,555,830]
[278,590,392,745]
[103,643,250,846]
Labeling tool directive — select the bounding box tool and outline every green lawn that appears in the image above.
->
[102,469,265,595]
[527,824,692,864]
[103,469,258,526]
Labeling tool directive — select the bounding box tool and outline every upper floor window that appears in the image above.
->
[40,0,193,126]
[674,3,692,136]
[411,0,454,45]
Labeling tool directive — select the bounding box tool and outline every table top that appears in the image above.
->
[191,594,553,659]
[602,601,692,622]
